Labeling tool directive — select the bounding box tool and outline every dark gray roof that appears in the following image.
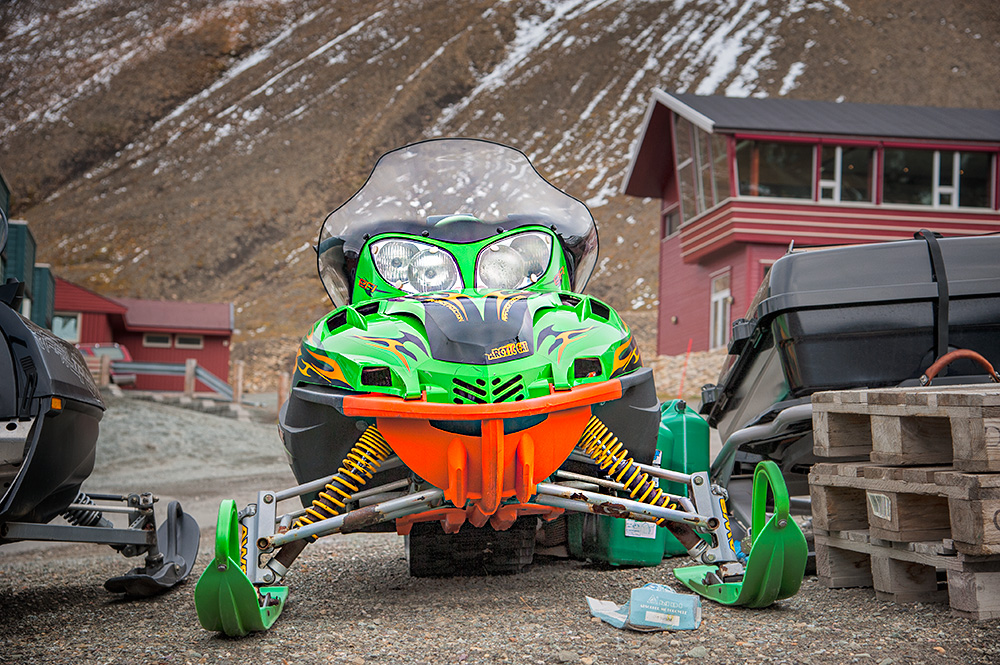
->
[672,92,1000,142]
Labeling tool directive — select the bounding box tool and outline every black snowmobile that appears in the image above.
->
[0,169,199,596]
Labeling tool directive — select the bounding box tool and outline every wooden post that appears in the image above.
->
[233,360,245,404]
[98,354,111,388]
[184,358,197,397]
[277,371,290,415]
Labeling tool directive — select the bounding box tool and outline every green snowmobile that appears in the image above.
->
[195,138,806,635]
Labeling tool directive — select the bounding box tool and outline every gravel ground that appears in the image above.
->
[1,394,998,664]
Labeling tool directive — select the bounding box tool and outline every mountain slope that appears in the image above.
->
[2,0,998,386]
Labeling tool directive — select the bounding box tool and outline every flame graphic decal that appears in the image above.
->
[356,334,422,370]
[611,335,642,377]
[413,292,470,322]
[539,325,594,362]
[485,291,529,322]
[296,347,352,389]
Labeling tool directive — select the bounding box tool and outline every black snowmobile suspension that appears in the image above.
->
[264,425,393,578]
[62,491,113,528]
[576,416,706,553]
[295,425,393,539]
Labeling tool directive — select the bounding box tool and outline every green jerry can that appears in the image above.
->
[567,400,708,566]
[659,399,710,556]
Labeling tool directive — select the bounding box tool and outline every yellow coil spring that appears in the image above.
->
[294,425,393,539]
[577,416,677,524]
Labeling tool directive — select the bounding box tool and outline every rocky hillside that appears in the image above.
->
[2,0,998,387]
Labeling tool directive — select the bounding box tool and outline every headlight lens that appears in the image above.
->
[408,247,461,292]
[477,244,525,290]
[475,231,553,290]
[373,239,418,284]
[371,239,461,293]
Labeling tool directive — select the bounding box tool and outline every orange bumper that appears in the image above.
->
[342,380,622,520]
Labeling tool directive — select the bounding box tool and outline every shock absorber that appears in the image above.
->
[576,416,707,557]
[266,425,393,578]
[294,425,393,536]
[62,491,113,529]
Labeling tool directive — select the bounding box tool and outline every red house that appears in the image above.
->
[622,90,1000,355]
[54,277,234,391]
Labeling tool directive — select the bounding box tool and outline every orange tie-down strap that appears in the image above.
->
[341,379,624,517]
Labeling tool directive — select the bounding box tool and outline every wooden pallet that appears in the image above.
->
[812,384,1000,471]
[810,462,1000,555]
[814,528,1000,620]
[810,461,1000,619]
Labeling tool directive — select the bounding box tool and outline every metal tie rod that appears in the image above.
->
[629,462,696,485]
[552,471,697,515]
[265,488,444,548]
[66,503,136,515]
[535,482,714,529]
[272,457,403,502]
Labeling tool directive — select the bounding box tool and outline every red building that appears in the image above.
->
[54,277,234,391]
[622,90,1000,355]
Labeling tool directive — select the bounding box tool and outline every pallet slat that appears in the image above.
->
[812,385,1000,471]
[814,528,1000,619]
[810,463,1000,555]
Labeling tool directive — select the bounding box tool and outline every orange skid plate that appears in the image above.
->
[342,380,623,517]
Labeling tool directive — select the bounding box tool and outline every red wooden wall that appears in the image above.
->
[115,331,231,392]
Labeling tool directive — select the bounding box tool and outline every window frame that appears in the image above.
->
[734,139,817,201]
[174,334,205,350]
[143,332,172,348]
[677,126,998,214]
[52,311,83,343]
[709,269,732,351]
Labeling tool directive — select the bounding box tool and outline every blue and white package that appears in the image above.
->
[627,583,701,630]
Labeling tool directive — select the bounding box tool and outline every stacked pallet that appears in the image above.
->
[809,384,1000,620]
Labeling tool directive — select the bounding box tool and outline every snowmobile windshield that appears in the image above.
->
[317,138,599,307]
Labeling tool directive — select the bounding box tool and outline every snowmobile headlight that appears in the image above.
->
[371,239,461,293]
[475,231,553,290]
[371,239,419,284]
[477,244,525,290]
[407,246,461,292]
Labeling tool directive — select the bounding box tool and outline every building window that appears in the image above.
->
[143,333,172,348]
[709,272,731,350]
[675,117,697,222]
[52,312,82,343]
[820,146,874,202]
[882,148,933,205]
[735,140,814,199]
[711,133,732,205]
[175,334,204,350]
[883,149,992,208]
[674,117,733,224]
[958,152,992,208]
[661,205,681,238]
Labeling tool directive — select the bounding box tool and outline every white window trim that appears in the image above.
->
[174,334,204,350]
[143,333,172,348]
[933,150,959,209]
[52,311,82,343]
[709,269,732,351]
[819,146,841,202]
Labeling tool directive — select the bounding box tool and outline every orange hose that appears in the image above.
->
[920,349,1000,385]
